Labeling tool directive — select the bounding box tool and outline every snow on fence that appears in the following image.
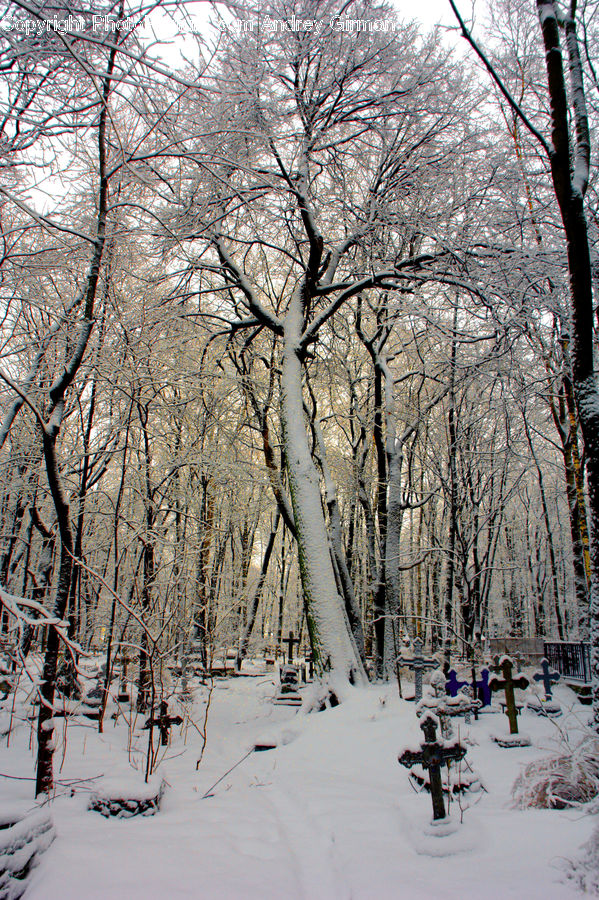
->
[544,641,591,683]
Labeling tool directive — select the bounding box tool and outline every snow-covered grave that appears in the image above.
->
[0,665,597,899]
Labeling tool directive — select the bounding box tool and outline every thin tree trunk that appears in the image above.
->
[237,509,280,669]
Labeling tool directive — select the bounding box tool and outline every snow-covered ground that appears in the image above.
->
[0,665,596,899]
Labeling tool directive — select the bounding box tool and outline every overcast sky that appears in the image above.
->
[396,0,458,29]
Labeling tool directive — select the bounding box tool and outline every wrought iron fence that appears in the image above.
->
[543,641,591,682]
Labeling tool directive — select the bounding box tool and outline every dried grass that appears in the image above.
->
[513,735,599,810]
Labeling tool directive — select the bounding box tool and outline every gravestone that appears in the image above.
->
[397,638,437,704]
[419,671,480,737]
[272,664,302,706]
[82,672,104,720]
[143,700,183,745]
[398,713,467,821]
[305,649,314,680]
[533,658,560,700]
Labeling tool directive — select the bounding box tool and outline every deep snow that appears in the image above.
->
[0,663,596,899]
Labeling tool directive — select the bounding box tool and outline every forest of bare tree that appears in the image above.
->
[1,0,598,802]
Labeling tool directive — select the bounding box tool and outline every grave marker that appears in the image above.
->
[283,631,300,664]
[398,713,467,820]
[273,664,302,706]
[489,656,529,734]
[397,637,437,704]
[473,667,493,708]
[533,658,560,700]
[445,669,468,698]
[143,700,183,746]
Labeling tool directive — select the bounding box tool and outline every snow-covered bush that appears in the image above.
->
[512,734,599,809]
[565,820,599,894]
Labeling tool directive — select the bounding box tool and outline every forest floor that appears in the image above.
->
[0,661,597,899]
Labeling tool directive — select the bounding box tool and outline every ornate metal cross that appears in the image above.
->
[533,658,560,700]
[489,656,529,734]
[398,713,467,820]
[397,638,438,703]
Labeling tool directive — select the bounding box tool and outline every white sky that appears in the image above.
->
[140,0,466,72]
[395,0,458,29]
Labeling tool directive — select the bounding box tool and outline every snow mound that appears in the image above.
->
[399,811,483,857]
[88,776,166,818]
[0,809,54,899]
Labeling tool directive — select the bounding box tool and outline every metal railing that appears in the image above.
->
[543,641,591,682]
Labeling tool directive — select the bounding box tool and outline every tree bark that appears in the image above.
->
[281,282,365,685]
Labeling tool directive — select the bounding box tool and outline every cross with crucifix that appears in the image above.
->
[144,700,183,746]
[397,637,438,704]
[533,658,560,700]
[489,656,529,734]
[283,631,300,664]
[398,712,467,820]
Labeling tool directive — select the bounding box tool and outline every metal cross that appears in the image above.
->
[283,631,300,664]
[472,667,492,707]
[397,638,438,704]
[144,700,183,746]
[489,657,529,734]
[445,669,468,698]
[398,713,467,820]
[533,658,560,700]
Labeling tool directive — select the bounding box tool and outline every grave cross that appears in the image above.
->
[473,667,492,708]
[397,638,438,703]
[144,700,183,745]
[398,713,467,820]
[489,656,529,734]
[533,658,560,700]
[445,669,468,698]
[283,631,300,664]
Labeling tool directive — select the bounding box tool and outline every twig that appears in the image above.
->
[201,748,255,799]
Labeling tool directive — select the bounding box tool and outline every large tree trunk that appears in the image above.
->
[312,417,366,664]
[281,285,365,687]
[536,0,599,728]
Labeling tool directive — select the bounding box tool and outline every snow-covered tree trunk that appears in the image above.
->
[312,417,366,664]
[535,0,599,729]
[382,356,403,677]
[236,510,280,670]
[281,284,365,686]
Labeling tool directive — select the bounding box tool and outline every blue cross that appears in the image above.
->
[533,658,560,699]
[445,669,468,697]
[473,668,492,707]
